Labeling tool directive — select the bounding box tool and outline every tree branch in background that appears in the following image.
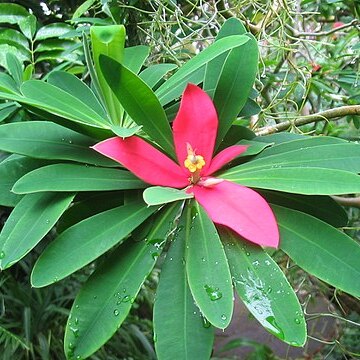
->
[332,196,360,208]
[255,105,360,136]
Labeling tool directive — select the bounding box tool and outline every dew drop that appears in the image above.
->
[0,251,5,259]
[74,317,79,325]
[68,342,75,350]
[204,284,222,301]
[252,260,259,266]
[294,318,301,324]
[122,295,131,303]
[221,314,227,321]
[114,309,119,316]
[75,305,79,309]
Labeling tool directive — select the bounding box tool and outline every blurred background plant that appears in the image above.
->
[0,0,359,359]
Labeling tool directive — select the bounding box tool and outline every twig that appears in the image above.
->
[255,105,360,136]
[332,196,360,208]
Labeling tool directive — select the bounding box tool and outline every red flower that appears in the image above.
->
[93,84,279,248]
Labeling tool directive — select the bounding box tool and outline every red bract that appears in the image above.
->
[93,84,279,248]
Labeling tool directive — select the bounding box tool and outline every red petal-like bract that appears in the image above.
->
[172,84,218,175]
[206,145,248,176]
[191,180,279,248]
[93,136,188,188]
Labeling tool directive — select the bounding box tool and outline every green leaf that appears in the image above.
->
[21,80,109,128]
[64,240,157,359]
[72,0,97,20]
[46,71,108,120]
[255,133,305,144]
[0,102,19,122]
[220,228,306,346]
[239,98,261,117]
[99,55,174,157]
[123,45,150,74]
[0,28,29,51]
[212,34,258,148]
[110,124,142,138]
[0,3,30,24]
[0,44,30,70]
[227,143,360,174]
[0,156,50,207]
[274,205,360,297]
[204,18,247,98]
[0,121,116,167]
[57,192,124,233]
[143,186,193,206]
[155,35,250,106]
[64,204,178,359]
[139,64,177,89]
[0,72,20,94]
[0,192,74,269]
[222,167,360,195]
[12,164,145,194]
[255,136,349,158]
[18,14,37,40]
[260,191,348,227]
[35,23,74,41]
[154,220,214,360]
[91,25,125,125]
[185,201,233,329]
[235,140,272,157]
[31,201,157,287]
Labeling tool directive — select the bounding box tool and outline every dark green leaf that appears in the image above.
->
[31,201,157,287]
[221,228,306,346]
[185,202,233,328]
[0,192,74,269]
[99,55,174,156]
[139,64,178,89]
[222,167,360,195]
[12,164,145,194]
[0,121,117,167]
[154,218,214,360]
[274,205,360,297]
[35,23,74,41]
[0,4,30,24]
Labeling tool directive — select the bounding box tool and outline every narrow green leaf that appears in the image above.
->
[0,121,117,167]
[255,136,347,158]
[238,98,261,117]
[123,45,149,74]
[31,201,157,287]
[0,156,50,207]
[218,125,256,152]
[6,52,23,86]
[235,140,272,157]
[185,202,233,329]
[12,164,145,194]
[222,167,360,195]
[64,204,178,359]
[255,133,305,144]
[72,0,96,19]
[143,186,193,206]
[235,144,360,173]
[0,102,19,122]
[47,71,108,120]
[154,221,214,360]
[139,64,177,89]
[213,34,258,148]
[0,72,20,94]
[57,192,124,233]
[91,25,125,125]
[221,228,306,346]
[274,205,360,297]
[155,35,250,106]
[35,23,74,41]
[99,55,174,156]
[0,192,74,269]
[260,190,348,228]
[21,80,109,128]
[110,124,142,138]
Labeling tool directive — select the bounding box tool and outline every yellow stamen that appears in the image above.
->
[184,143,206,173]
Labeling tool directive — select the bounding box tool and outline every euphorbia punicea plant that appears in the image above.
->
[93,84,279,248]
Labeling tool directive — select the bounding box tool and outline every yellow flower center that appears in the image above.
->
[184,143,205,183]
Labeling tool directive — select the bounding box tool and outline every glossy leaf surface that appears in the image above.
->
[185,202,233,328]
[143,186,193,206]
[154,219,214,360]
[222,167,360,195]
[12,164,145,193]
[0,192,74,269]
[99,55,174,156]
[31,202,157,287]
[274,205,360,297]
[0,121,116,166]
[221,228,306,346]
